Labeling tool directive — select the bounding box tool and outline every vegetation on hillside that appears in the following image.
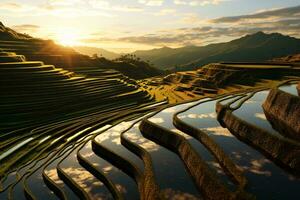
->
[90,54,162,79]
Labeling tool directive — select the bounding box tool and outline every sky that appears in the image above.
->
[1,0,300,52]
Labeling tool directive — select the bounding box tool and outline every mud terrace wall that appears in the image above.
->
[216,103,300,173]
[173,113,247,188]
[263,89,300,141]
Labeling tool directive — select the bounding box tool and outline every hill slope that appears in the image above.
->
[134,32,300,71]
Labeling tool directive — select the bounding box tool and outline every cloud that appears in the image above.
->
[180,13,204,24]
[81,20,300,47]
[80,26,241,46]
[0,1,83,17]
[0,2,35,12]
[80,5,300,47]
[11,24,40,33]
[0,2,22,10]
[174,0,229,6]
[138,0,164,6]
[113,6,144,12]
[211,5,300,23]
[88,0,144,12]
[0,0,142,18]
[155,8,177,16]
[47,0,83,6]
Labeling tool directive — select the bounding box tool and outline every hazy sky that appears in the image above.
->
[1,0,300,52]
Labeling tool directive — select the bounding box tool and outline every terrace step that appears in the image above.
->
[0,61,44,67]
[0,55,25,62]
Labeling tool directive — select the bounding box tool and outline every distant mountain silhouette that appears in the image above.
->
[73,46,120,59]
[134,32,300,71]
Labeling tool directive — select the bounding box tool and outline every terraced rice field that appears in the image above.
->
[0,49,161,199]
[1,47,300,199]
[139,62,300,103]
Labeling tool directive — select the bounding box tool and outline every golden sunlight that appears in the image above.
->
[56,29,80,46]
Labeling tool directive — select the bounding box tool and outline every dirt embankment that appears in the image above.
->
[263,88,300,141]
[216,103,300,174]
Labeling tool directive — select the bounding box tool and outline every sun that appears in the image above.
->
[56,29,80,46]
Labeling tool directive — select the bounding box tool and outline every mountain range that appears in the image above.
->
[133,32,300,71]
[2,20,300,74]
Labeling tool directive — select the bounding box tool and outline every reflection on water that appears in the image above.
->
[27,151,61,200]
[148,117,165,124]
[1,171,17,190]
[178,100,221,129]
[11,181,27,200]
[124,122,201,199]
[43,148,80,200]
[201,126,234,137]
[45,168,63,184]
[233,91,282,137]
[170,99,236,188]
[59,145,113,200]
[125,125,160,152]
[0,189,8,200]
[95,121,144,170]
[279,84,298,96]
[60,167,112,200]
[179,112,216,119]
[161,188,202,200]
[79,139,140,199]
[0,137,34,161]
[1,148,60,199]
[179,96,300,200]
[219,95,241,106]
[254,113,266,120]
